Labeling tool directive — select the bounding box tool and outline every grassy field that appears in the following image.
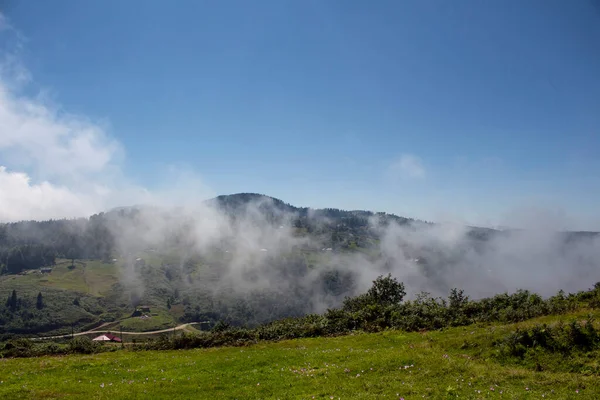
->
[119,310,177,332]
[1,311,599,399]
[0,260,118,297]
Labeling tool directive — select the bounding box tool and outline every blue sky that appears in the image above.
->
[1,0,600,227]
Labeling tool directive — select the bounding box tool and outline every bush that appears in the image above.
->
[68,336,102,354]
[497,316,600,359]
[1,338,34,357]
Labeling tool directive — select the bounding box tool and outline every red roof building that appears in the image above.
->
[92,333,122,342]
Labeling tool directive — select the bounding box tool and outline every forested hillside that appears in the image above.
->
[1,193,599,338]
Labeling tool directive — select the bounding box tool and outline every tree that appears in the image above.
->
[36,292,44,309]
[6,289,17,311]
[67,248,76,268]
[73,297,80,306]
[167,298,172,309]
[366,273,406,306]
[342,274,406,313]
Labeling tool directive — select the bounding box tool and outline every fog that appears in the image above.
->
[100,196,600,319]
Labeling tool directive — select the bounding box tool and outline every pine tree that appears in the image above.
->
[36,292,44,309]
[8,289,17,311]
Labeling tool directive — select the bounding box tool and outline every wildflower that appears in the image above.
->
[356,374,361,377]
[576,390,579,393]
[526,387,530,391]
[257,383,260,386]
[100,383,105,388]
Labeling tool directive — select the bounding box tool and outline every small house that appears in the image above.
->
[40,267,52,274]
[92,333,122,343]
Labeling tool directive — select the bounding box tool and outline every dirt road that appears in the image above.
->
[33,323,198,340]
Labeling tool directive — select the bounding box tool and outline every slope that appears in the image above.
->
[1,310,599,399]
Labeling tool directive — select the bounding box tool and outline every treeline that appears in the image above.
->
[0,213,114,275]
[138,278,600,352]
[165,275,591,351]
[0,194,414,275]
[5,276,600,358]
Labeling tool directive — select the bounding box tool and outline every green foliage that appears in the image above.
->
[0,286,105,336]
[118,279,598,353]
[68,336,103,355]
[366,273,406,306]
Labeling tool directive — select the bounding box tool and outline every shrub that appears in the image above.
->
[68,336,101,354]
[497,316,600,359]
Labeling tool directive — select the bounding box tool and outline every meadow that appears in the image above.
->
[1,309,599,399]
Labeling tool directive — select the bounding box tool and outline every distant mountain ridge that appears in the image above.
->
[103,192,598,238]
[209,192,418,225]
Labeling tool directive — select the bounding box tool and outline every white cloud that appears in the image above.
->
[388,154,426,180]
[0,84,121,182]
[0,166,103,221]
[0,12,128,221]
[0,76,127,221]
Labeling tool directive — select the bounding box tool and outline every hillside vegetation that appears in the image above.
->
[2,271,600,398]
[1,193,599,338]
[1,309,599,399]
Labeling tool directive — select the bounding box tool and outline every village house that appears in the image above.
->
[92,333,122,343]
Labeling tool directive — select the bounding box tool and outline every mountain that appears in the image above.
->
[1,193,599,338]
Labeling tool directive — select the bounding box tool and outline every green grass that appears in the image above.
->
[0,260,118,296]
[119,310,176,332]
[80,261,120,296]
[2,311,599,399]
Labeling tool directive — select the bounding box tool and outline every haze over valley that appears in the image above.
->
[1,192,599,337]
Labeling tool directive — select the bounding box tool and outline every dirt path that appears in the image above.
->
[33,323,198,340]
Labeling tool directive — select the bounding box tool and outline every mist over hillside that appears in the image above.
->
[2,192,600,336]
